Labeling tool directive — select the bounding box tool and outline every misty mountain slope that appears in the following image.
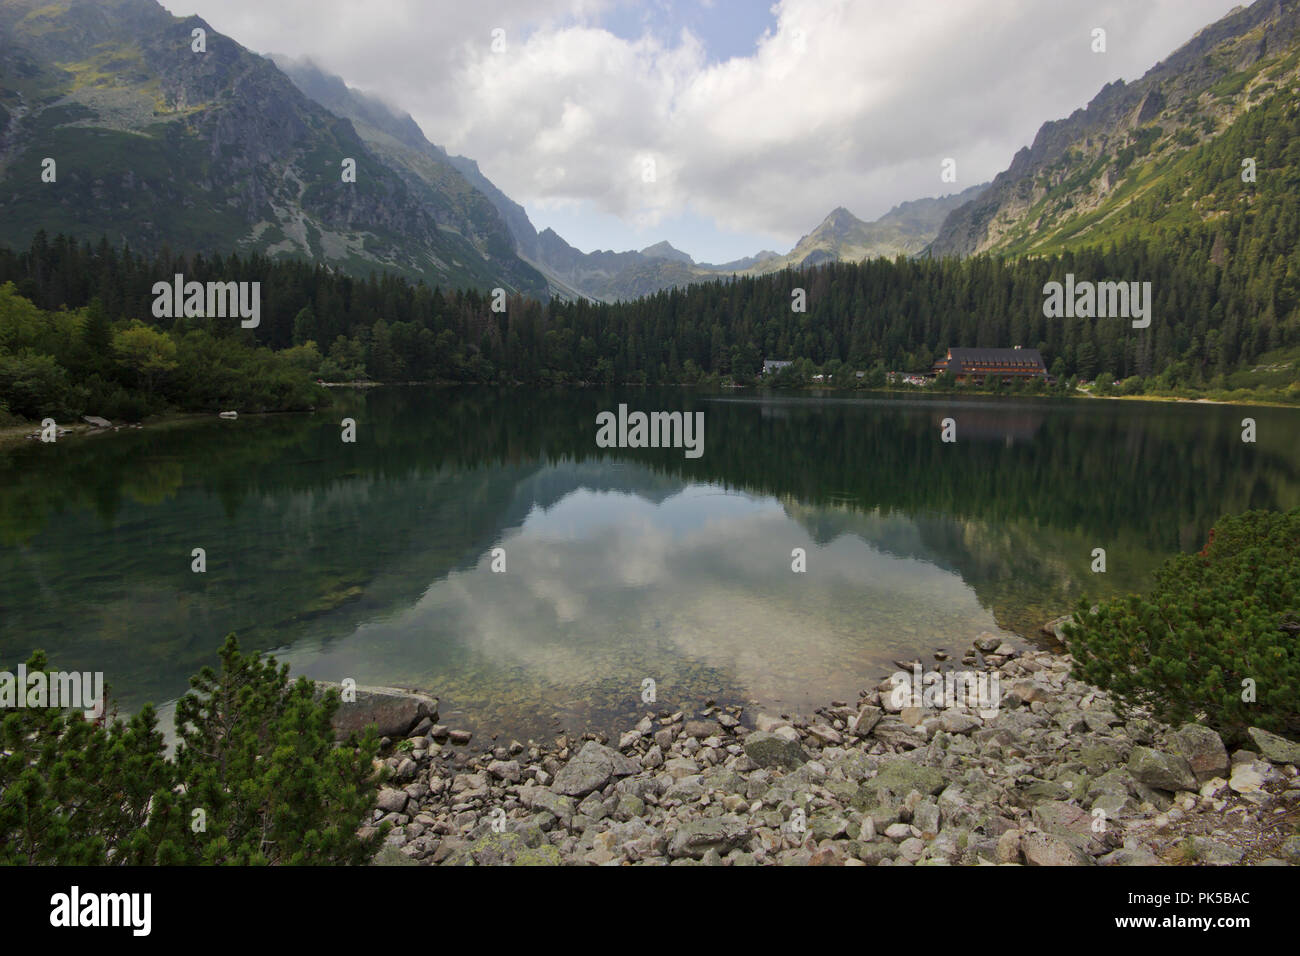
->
[270,55,545,297]
[929,0,1300,257]
[0,0,544,293]
[272,54,989,301]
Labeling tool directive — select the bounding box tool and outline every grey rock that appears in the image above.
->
[912,801,940,836]
[1128,746,1197,793]
[667,815,750,859]
[376,788,409,814]
[1022,832,1092,866]
[1277,834,1300,863]
[1098,845,1161,866]
[551,741,637,797]
[872,721,928,749]
[683,719,720,739]
[939,712,981,734]
[1183,836,1244,865]
[1169,724,1229,783]
[850,705,883,736]
[487,759,521,783]
[1228,761,1269,794]
[441,831,563,866]
[520,788,576,823]
[855,758,947,810]
[1031,801,1104,853]
[1247,727,1300,765]
[314,682,437,739]
[743,730,807,769]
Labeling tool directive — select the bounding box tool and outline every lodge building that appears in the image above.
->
[931,347,1047,384]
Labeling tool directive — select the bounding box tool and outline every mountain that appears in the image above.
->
[268,55,546,296]
[639,240,693,264]
[698,250,782,271]
[0,0,546,294]
[273,56,988,301]
[529,227,704,301]
[518,192,989,301]
[745,186,988,272]
[929,0,1300,257]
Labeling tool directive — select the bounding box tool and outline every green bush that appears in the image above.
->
[0,635,385,864]
[0,349,80,419]
[1065,509,1300,743]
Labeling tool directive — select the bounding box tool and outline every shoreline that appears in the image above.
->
[0,407,318,448]
[365,627,1300,866]
[3,383,1294,452]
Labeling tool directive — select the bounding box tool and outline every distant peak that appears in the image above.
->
[639,240,694,264]
[813,206,864,235]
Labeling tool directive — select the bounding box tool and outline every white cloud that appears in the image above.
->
[177,0,1247,252]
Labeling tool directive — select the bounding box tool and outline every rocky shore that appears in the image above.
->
[355,632,1300,866]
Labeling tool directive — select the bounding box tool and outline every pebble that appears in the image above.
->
[368,634,1294,867]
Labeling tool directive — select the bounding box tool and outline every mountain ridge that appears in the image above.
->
[0,0,547,294]
[928,0,1300,257]
[273,55,987,300]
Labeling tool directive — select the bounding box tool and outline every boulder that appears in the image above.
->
[683,719,720,739]
[940,712,981,735]
[743,730,807,769]
[1042,615,1073,642]
[1184,836,1244,865]
[667,816,750,859]
[1246,727,1300,765]
[1168,724,1229,783]
[315,682,437,740]
[1022,832,1093,866]
[850,705,883,736]
[754,713,790,732]
[487,759,522,783]
[1031,800,1104,853]
[855,758,946,810]
[1228,761,1269,794]
[1098,845,1161,866]
[519,787,576,823]
[441,831,563,866]
[551,741,638,797]
[1127,746,1196,793]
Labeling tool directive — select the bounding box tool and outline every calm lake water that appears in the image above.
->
[2,388,1297,742]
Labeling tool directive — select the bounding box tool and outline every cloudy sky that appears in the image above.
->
[176,0,1245,263]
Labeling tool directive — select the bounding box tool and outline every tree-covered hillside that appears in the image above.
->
[3,75,1300,420]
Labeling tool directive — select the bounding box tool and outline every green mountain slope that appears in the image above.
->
[930,0,1300,257]
[0,0,545,293]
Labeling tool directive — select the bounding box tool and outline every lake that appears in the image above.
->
[1,387,1297,743]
